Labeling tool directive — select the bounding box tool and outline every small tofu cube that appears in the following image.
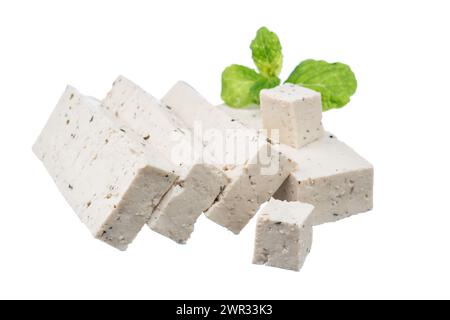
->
[33,86,177,250]
[253,199,313,272]
[260,84,323,148]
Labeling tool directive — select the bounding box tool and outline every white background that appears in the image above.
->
[0,0,449,300]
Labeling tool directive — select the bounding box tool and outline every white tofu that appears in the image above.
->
[216,104,261,130]
[33,86,178,250]
[253,199,313,272]
[162,82,297,234]
[217,105,374,225]
[101,76,228,243]
[260,84,324,148]
[274,134,374,225]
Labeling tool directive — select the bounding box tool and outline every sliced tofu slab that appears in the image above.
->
[101,76,227,243]
[253,199,313,272]
[274,134,374,225]
[217,104,374,225]
[260,84,324,148]
[162,82,297,234]
[33,86,177,250]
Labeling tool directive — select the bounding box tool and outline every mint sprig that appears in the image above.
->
[221,27,357,111]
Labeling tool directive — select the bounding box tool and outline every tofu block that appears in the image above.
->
[253,199,313,272]
[33,86,177,250]
[217,105,374,225]
[260,84,323,148]
[274,133,374,225]
[101,76,227,243]
[162,82,297,234]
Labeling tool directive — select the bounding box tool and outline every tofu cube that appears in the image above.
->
[260,84,323,148]
[101,76,227,244]
[253,199,313,272]
[274,133,374,225]
[33,86,177,250]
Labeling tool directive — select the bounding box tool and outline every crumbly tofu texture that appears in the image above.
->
[253,199,313,272]
[33,86,177,250]
[163,81,297,234]
[218,105,374,225]
[260,84,324,148]
[101,76,227,243]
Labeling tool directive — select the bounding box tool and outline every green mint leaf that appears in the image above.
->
[250,27,283,78]
[285,59,357,111]
[221,64,280,108]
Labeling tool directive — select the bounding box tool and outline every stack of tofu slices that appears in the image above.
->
[33,76,373,272]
